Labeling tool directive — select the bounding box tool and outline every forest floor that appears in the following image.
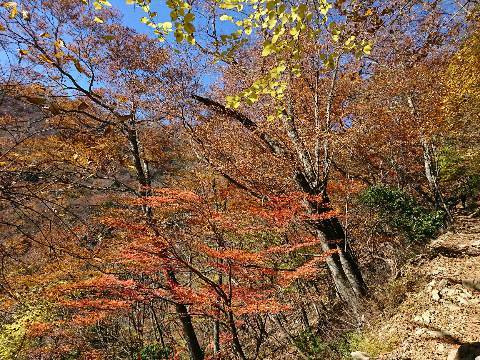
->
[358,214,480,360]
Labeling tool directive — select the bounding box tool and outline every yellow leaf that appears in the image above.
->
[54,39,64,48]
[363,43,372,55]
[21,10,30,20]
[219,14,233,21]
[184,12,195,22]
[38,54,53,63]
[184,22,195,34]
[262,42,274,57]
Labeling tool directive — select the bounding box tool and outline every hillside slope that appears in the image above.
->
[361,216,480,360]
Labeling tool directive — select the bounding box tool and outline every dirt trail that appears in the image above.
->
[373,216,480,360]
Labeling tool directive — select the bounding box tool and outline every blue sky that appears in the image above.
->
[111,0,221,88]
[0,1,218,89]
[113,0,170,37]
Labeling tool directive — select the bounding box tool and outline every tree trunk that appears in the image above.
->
[315,216,367,297]
[316,228,361,313]
[299,305,311,332]
[123,118,204,360]
[213,318,220,355]
[191,94,367,314]
[407,95,451,221]
[227,309,247,360]
[175,302,205,360]
[421,137,452,220]
[213,268,222,356]
[124,119,154,218]
[169,271,204,360]
[305,191,367,311]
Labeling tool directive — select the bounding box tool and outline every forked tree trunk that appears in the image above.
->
[190,94,368,314]
[317,231,359,310]
[314,221,366,313]
[306,190,368,310]
[320,217,368,297]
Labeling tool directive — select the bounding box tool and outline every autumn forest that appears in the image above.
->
[0,0,479,359]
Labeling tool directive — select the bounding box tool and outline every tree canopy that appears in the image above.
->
[0,0,478,359]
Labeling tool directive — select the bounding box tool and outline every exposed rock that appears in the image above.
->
[436,343,445,353]
[426,330,450,339]
[414,327,426,336]
[430,233,480,257]
[462,279,480,291]
[367,216,480,360]
[351,351,370,360]
[413,310,433,324]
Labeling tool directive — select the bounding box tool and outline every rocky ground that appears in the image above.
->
[358,215,480,360]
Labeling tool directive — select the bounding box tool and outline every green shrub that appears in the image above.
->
[0,303,51,360]
[439,145,480,207]
[62,350,80,360]
[292,329,397,359]
[360,185,445,242]
[140,343,172,360]
[334,331,396,359]
[293,330,328,359]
